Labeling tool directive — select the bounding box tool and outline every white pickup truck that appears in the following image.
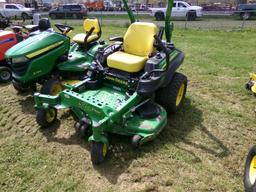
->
[0,4,34,19]
[149,1,203,21]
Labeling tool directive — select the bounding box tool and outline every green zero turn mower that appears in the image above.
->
[34,0,188,164]
[5,17,107,95]
[244,145,256,192]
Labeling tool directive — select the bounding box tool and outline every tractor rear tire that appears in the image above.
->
[244,145,256,192]
[41,78,63,95]
[91,141,108,164]
[12,80,31,93]
[36,108,57,128]
[0,66,11,83]
[156,72,187,113]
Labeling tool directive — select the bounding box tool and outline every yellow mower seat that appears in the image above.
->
[72,18,101,44]
[107,22,157,73]
[107,51,147,73]
[73,34,98,44]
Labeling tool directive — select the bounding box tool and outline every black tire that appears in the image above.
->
[240,12,251,20]
[155,12,164,21]
[12,80,31,93]
[74,118,90,138]
[244,145,256,192]
[36,108,57,128]
[79,125,89,138]
[50,13,57,19]
[91,141,108,164]
[0,66,12,83]
[187,11,196,21]
[156,72,187,113]
[41,78,63,96]
[75,122,81,132]
[21,13,29,20]
[131,135,142,148]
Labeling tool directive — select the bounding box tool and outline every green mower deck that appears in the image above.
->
[35,82,167,144]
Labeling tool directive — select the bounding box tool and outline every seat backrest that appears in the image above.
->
[123,22,157,57]
[38,18,51,31]
[83,18,101,34]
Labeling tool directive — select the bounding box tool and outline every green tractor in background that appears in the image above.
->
[5,17,107,95]
[34,0,188,164]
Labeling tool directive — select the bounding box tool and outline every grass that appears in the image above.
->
[1,22,256,191]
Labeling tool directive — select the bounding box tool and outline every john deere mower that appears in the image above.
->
[5,17,107,94]
[244,145,256,192]
[34,0,187,164]
[245,73,256,94]
[0,18,39,83]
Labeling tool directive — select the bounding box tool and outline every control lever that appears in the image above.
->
[154,35,169,64]
[84,26,95,49]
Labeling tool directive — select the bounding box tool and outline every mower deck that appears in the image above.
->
[35,82,167,143]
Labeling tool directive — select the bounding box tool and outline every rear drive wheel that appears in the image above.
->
[36,108,57,128]
[155,12,164,21]
[156,72,187,113]
[0,66,11,82]
[91,142,108,164]
[244,145,256,192]
[41,79,63,95]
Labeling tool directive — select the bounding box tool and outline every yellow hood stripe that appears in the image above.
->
[26,41,64,59]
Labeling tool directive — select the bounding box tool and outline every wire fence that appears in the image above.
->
[8,11,256,31]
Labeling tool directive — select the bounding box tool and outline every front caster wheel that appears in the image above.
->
[91,142,108,164]
[36,108,57,128]
[244,145,256,192]
[74,117,90,138]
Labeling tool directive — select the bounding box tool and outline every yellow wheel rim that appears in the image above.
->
[45,109,56,123]
[102,143,107,157]
[176,83,185,106]
[249,155,256,184]
[51,84,62,96]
